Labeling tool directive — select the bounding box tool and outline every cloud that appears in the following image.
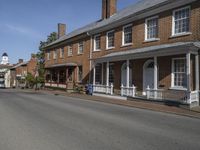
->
[4,24,43,39]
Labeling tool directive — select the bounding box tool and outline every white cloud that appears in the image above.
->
[4,24,43,39]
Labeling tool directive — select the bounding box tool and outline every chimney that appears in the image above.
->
[102,0,117,19]
[58,23,66,38]
[18,59,23,63]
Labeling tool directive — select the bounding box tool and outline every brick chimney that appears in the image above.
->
[18,59,23,63]
[58,23,66,38]
[102,0,117,19]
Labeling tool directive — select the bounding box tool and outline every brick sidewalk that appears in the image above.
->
[21,89,200,119]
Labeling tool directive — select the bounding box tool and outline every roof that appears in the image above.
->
[11,61,28,70]
[2,53,8,57]
[45,63,77,69]
[45,0,197,48]
[94,42,200,62]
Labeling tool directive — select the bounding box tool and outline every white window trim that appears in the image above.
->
[106,30,115,50]
[78,42,84,54]
[60,48,64,58]
[93,34,101,51]
[47,52,50,60]
[53,50,57,60]
[171,57,187,90]
[68,45,73,56]
[172,6,191,36]
[122,24,133,46]
[145,15,160,41]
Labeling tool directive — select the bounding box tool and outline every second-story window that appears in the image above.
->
[172,6,190,35]
[145,16,159,40]
[78,42,84,54]
[94,35,101,51]
[123,24,132,45]
[53,50,57,59]
[47,51,50,60]
[60,48,64,58]
[68,45,73,56]
[107,30,115,49]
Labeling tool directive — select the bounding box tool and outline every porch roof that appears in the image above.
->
[94,42,200,63]
[45,63,77,69]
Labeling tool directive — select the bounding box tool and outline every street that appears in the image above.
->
[0,89,200,150]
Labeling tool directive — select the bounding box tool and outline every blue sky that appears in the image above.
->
[0,0,139,64]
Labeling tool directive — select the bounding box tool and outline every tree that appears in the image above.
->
[25,72,35,88]
[36,32,58,84]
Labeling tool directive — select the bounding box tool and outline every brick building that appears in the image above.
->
[44,0,200,107]
[11,54,37,88]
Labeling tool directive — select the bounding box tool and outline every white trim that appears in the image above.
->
[171,57,186,89]
[154,56,158,90]
[93,34,101,51]
[145,15,159,41]
[143,59,154,95]
[68,45,73,56]
[78,41,84,54]
[186,53,191,91]
[172,6,191,36]
[195,55,199,91]
[122,24,133,46]
[106,30,115,50]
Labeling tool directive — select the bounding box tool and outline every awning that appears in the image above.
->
[45,63,77,69]
[93,42,200,63]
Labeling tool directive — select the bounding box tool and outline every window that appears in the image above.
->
[123,24,132,45]
[78,66,83,82]
[60,48,64,58]
[78,42,84,54]
[145,16,159,40]
[47,52,50,60]
[94,35,101,51]
[172,6,190,35]
[109,64,114,84]
[172,58,187,88]
[95,64,102,84]
[68,45,73,56]
[59,70,66,83]
[53,50,57,59]
[107,30,115,49]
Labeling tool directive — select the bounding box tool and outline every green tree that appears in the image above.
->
[25,72,35,88]
[36,32,58,84]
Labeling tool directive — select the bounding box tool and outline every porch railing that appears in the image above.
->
[121,84,136,97]
[45,83,67,89]
[93,84,113,95]
[146,86,199,105]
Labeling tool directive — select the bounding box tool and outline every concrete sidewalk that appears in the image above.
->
[19,89,200,119]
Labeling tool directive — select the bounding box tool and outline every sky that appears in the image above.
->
[0,0,140,64]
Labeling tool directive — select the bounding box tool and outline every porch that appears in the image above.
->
[45,63,80,91]
[92,42,200,107]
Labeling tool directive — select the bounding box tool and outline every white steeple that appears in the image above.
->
[1,53,9,65]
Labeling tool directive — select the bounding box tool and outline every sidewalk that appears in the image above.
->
[21,89,200,119]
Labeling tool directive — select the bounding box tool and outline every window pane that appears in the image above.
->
[173,59,186,87]
[107,31,114,48]
[124,26,132,44]
[174,7,190,34]
[146,17,158,39]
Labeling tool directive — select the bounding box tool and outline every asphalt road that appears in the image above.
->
[0,89,200,150]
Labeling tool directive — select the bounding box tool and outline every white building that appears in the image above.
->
[1,53,9,65]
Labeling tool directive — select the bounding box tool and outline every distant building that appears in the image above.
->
[1,53,9,65]
[0,64,13,88]
[10,54,37,88]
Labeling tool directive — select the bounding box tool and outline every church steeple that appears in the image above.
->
[1,53,9,65]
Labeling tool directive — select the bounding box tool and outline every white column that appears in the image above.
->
[195,55,199,91]
[101,63,104,85]
[106,62,109,86]
[154,56,158,90]
[126,59,130,88]
[93,63,96,85]
[186,53,191,91]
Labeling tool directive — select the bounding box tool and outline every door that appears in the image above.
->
[143,60,154,94]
